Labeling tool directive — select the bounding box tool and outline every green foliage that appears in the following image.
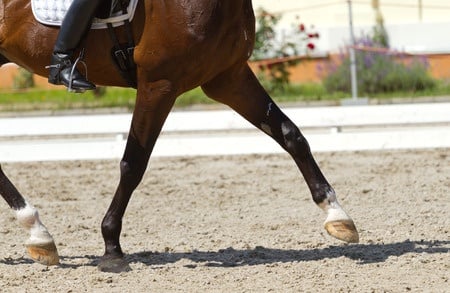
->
[2,82,450,112]
[92,86,107,98]
[0,87,136,111]
[251,9,318,95]
[372,23,389,48]
[175,87,213,107]
[252,9,282,61]
[256,61,299,95]
[13,67,35,89]
[371,0,389,48]
[321,36,436,95]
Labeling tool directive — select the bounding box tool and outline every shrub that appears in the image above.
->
[321,36,436,95]
[13,67,35,89]
[251,9,319,95]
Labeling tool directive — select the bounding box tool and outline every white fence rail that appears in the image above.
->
[1,103,449,162]
[1,103,449,137]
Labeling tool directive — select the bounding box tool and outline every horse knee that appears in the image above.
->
[281,121,311,158]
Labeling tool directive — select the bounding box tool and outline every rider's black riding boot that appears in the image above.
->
[48,0,103,91]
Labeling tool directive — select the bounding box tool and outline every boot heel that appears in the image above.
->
[46,64,62,85]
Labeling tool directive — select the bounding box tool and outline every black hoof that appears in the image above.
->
[98,255,131,273]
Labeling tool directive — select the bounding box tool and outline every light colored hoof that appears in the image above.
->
[26,241,59,266]
[324,220,359,243]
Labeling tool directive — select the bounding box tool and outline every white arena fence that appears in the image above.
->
[0,103,449,162]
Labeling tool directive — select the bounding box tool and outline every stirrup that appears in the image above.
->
[68,49,89,93]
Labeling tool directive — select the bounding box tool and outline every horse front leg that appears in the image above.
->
[98,79,176,272]
[0,165,59,265]
[202,63,359,243]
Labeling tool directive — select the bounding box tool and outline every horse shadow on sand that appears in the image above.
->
[124,239,449,268]
[89,239,450,269]
[1,239,448,270]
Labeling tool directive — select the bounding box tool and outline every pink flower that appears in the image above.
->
[307,43,315,50]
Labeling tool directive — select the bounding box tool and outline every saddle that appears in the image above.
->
[31,0,139,29]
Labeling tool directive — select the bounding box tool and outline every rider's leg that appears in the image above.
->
[48,0,104,91]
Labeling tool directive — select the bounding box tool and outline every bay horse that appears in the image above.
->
[0,0,358,272]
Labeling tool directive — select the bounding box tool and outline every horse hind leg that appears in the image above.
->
[201,63,358,243]
[0,165,59,265]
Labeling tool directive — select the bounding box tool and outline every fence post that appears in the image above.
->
[342,0,368,105]
[348,0,358,100]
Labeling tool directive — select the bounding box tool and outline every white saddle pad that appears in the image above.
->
[31,0,139,29]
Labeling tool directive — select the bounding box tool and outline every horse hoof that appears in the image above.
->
[26,241,59,266]
[324,220,359,243]
[98,256,131,273]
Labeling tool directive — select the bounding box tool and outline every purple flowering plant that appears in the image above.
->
[320,35,435,95]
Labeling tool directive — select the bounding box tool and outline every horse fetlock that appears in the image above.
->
[311,184,336,205]
[318,189,349,222]
[101,215,123,248]
[15,203,39,229]
[16,204,53,241]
